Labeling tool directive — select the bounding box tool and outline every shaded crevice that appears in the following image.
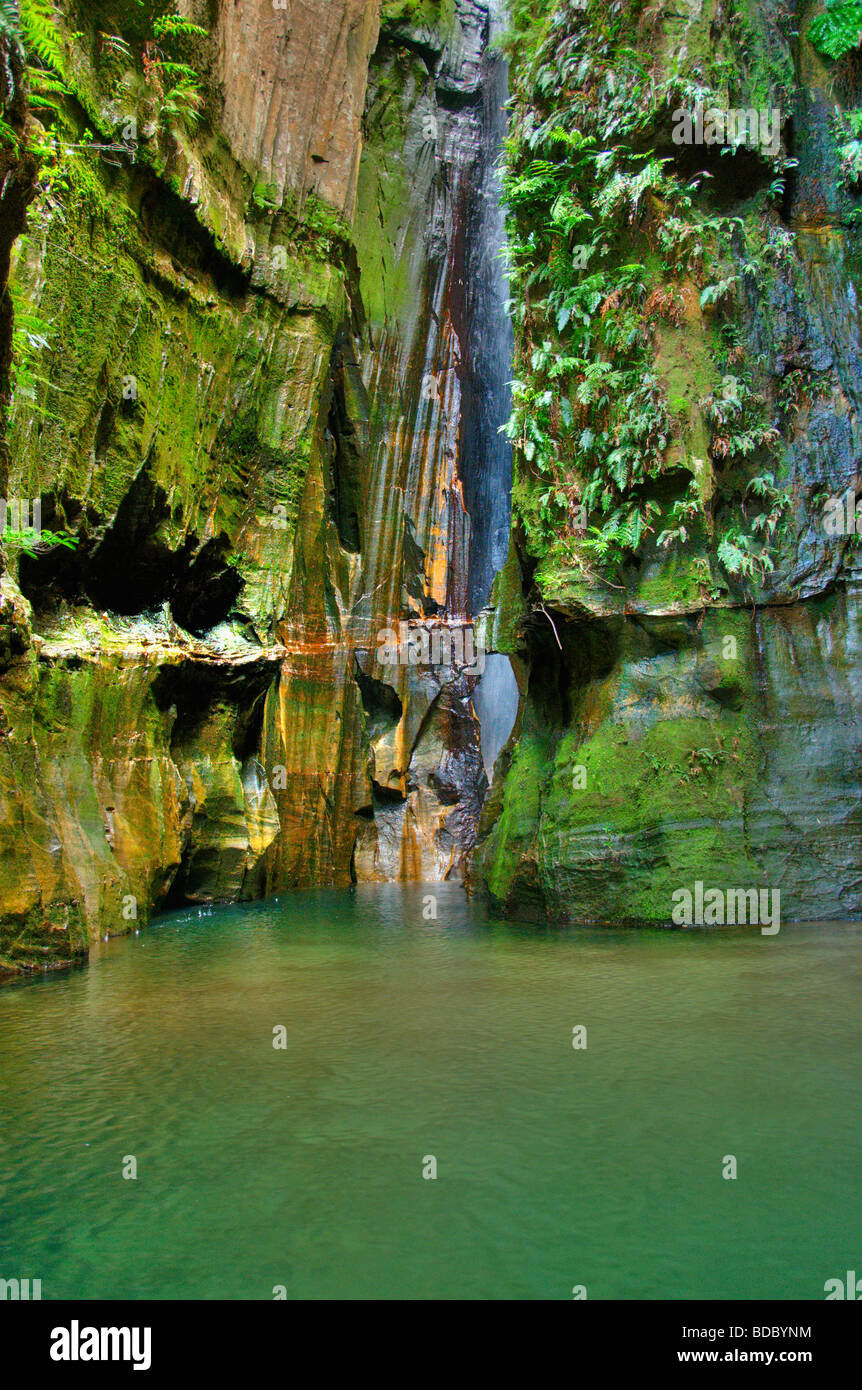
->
[152,657,280,736]
[324,327,365,554]
[130,165,251,301]
[524,608,620,731]
[379,31,441,75]
[353,657,403,743]
[402,519,439,615]
[370,777,406,804]
[19,459,244,634]
[649,130,783,209]
[169,536,243,634]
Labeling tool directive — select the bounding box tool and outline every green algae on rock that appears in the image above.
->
[2,0,861,973]
[471,0,862,924]
[0,0,509,974]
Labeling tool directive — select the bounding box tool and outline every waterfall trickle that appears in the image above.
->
[461,4,519,784]
[459,26,514,615]
[474,651,519,782]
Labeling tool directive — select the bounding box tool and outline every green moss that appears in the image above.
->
[481,732,551,904]
[382,0,456,34]
[6,105,342,635]
[634,553,710,609]
[353,50,424,328]
[481,538,528,654]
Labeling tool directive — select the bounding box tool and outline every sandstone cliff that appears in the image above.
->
[0,0,501,974]
[2,0,860,975]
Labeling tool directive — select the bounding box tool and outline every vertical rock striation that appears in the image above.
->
[0,0,511,974]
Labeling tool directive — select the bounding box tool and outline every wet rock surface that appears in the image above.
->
[471,0,862,925]
[0,0,507,972]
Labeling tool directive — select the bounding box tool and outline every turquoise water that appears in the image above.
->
[1,886,861,1300]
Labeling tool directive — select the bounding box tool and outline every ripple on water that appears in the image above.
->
[1,888,861,1299]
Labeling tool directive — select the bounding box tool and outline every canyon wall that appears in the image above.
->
[3,0,860,975]
[0,0,503,974]
[473,0,862,924]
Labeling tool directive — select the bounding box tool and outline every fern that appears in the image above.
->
[717,531,774,581]
[699,276,739,309]
[19,0,65,76]
[162,76,203,130]
[808,1,862,60]
[27,64,67,112]
[0,0,24,57]
[593,158,672,222]
[0,113,20,147]
[579,505,655,567]
[2,527,79,558]
[10,300,57,416]
[152,16,208,44]
[504,158,566,207]
[549,190,591,234]
[97,32,132,61]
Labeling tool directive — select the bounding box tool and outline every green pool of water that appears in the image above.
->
[1,886,860,1300]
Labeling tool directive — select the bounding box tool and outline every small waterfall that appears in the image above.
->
[459,27,514,615]
[474,651,519,782]
[460,5,519,784]
[347,0,521,882]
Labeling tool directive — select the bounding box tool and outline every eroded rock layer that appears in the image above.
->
[0,0,503,974]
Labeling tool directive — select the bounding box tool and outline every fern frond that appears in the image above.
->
[153,16,208,43]
[808,1,862,60]
[19,0,65,76]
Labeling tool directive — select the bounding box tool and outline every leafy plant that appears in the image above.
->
[251,178,280,213]
[18,0,65,76]
[2,527,78,558]
[157,62,203,128]
[96,31,132,61]
[679,741,726,783]
[152,15,207,44]
[699,276,739,310]
[717,528,774,581]
[655,484,703,550]
[833,109,862,183]
[0,112,20,149]
[499,0,794,592]
[10,300,56,414]
[142,7,209,133]
[0,0,24,60]
[0,0,71,120]
[807,1,862,61]
[578,503,658,575]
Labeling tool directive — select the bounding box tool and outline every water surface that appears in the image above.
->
[1,887,860,1300]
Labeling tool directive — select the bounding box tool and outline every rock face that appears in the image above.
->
[0,0,507,974]
[3,0,859,974]
[472,0,862,924]
[217,0,381,218]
